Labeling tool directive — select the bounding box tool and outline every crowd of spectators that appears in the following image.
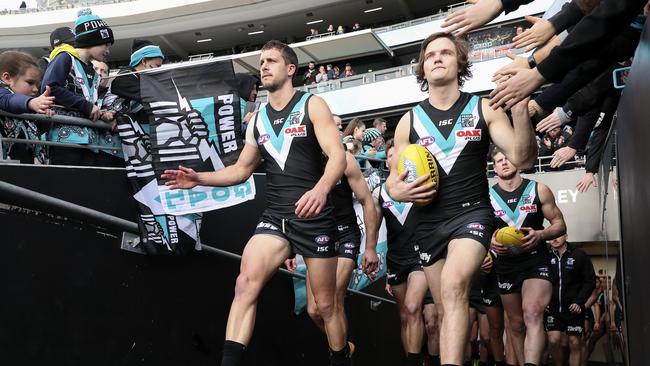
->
[307,22,361,40]
[302,60,355,85]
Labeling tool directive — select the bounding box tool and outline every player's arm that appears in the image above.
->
[372,186,383,224]
[483,98,537,169]
[295,96,346,218]
[162,116,261,189]
[385,112,436,203]
[538,183,566,241]
[345,152,379,274]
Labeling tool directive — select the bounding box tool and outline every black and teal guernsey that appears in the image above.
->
[252,91,329,217]
[409,93,491,234]
[490,178,546,266]
[379,183,418,266]
[330,175,356,225]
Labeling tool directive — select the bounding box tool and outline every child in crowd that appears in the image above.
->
[40,8,114,166]
[0,50,54,163]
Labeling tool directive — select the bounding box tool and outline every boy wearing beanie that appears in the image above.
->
[40,8,114,166]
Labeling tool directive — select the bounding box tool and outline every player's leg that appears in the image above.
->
[501,292,525,364]
[485,305,505,365]
[467,307,479,364]
[521,278,552,364]
[304,256,349,359]
[392,282,410,353]
[423,301,441,365]
[222,234,292,365]
[305,257,355,334]
[305,273,324,332]
[504,314,518,366]
[568,334,583,366]
[478,313,491,366]
[403,271,429,364]
[547,330,564,366]
[438,238,486,364]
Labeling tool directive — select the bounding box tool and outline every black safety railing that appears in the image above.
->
[0,110,121,157]
[0,180,395,305]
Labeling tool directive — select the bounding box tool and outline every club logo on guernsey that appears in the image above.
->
[418,136,435,147]
[288,111,302,125]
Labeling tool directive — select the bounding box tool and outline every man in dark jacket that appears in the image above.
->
[547,234,596,366]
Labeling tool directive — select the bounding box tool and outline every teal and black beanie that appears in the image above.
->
[74,8,114,48]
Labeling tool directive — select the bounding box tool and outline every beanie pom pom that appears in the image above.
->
[77,8,92,17]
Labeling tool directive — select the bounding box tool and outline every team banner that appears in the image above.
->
[292,176,388,314]
[116,60,254,255]
[139,61,256,216]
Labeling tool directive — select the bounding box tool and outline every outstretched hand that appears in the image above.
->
[442,0,503,36]
[162,165,200,190]
[512,16,556,51]
[489,68,545,111]
[28,85,55,116]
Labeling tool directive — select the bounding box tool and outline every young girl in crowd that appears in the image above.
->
[0,50,54,163]
[40,8,114,166]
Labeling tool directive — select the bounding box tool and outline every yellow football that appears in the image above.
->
[496,227,525,247]
[397,144,439,205]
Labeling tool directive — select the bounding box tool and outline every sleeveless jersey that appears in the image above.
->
[330,175,356,225]
[379,183,418,264]
[409,92,491,225]
[252,91,328,217]
[490,178,546,265]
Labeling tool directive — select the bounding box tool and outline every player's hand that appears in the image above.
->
[89,104,102,121]
[385,282,394,297]
[442,0,503,36]
[162,165,200,190]
[489,68,545,111]
[490,231,510,256]
[362,247,379,279]
[577,172,597,193]
[568,303,582,314]
[295,186,327,218]
[550,146,577,168]
[528,99,544,117]
[480,252,493,273]
[27,86,55,115]
[492,52,529,83]
[519,227,542,252]
[510,96,531,116]
[536,108,563,133]
[284,258,297,272]
[388,171,437,205]
[512,16,556,51]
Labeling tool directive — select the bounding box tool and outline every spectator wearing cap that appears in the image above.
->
[38,27,76,73]
[340,63,355,78]
[361,127,387,165]
[40,8,115,166]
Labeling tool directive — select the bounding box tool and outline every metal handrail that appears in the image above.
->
[0,180,395,305]
[0,110,113,130]
[0,137,121,152]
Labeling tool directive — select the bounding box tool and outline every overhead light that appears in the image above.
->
[306,19,323,25]
[364,7,383,13]
[196,38,212,43]
[248,30,264,35]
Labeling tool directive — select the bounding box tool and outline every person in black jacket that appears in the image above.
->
[546,234,596,366]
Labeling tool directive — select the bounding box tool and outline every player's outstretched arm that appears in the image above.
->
[345,152,379,274]
[484,97,537,169]
[538,182,567,241]
[295,96,346,218]
[162,124,261,189]
[385,112,436,203]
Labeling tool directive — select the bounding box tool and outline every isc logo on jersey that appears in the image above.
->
[258,134,270,144]
[456,129,482,141]
[285,125,307,137]
[519,204,537,213]
[417,136,435,147]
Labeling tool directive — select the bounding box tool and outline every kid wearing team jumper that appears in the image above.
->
[40,8,114,166]
[0,50,55,163]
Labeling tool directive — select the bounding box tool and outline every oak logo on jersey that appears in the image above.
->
[258,133,270,144]
[519,204,537,213]
[417,136,435,147]
[284,125,307,137]
[456,128,482,141]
